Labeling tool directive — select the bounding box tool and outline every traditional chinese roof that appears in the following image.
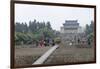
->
[63,20,79,26]
[63,20,79,29]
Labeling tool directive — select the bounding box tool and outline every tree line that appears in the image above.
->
[85,21,94,45]
[15,19,59,45]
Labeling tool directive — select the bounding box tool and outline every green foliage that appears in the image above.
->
[87,32,94,42]
[85,21,94,45]
[15,22,28,33]
[15,32,29,45]
[46,21,52,30]
[85,21,94,35]
[54,37,61,44]
[15,19,57,45]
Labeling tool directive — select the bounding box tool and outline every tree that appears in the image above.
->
[46,21,52,30]
[85,24,90,35]
[85,21,94,46]
[24,23,28,33]
[29,19,37,32]
[15,22,23,32]
[90,21,94,33]
[85,21,94,35]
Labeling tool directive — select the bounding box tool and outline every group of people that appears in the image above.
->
[38,39,55,47]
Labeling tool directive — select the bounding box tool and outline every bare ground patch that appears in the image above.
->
[44,45,94,64]
[15,45,95,66]
[15,46,51,67]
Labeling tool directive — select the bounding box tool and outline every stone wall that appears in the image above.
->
[60,33,88,48]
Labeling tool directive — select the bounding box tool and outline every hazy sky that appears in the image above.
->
[15,4,94,31]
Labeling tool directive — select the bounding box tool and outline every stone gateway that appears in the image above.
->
[60,20,87,47]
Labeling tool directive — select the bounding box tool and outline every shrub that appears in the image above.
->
[54,37,61,44]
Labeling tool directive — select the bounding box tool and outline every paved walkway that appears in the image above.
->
[32,45,59,65]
